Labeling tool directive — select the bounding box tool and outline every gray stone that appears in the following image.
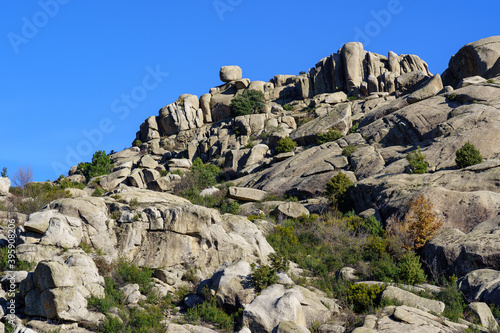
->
[407,74,444,104]
[468,302,499,331]
[220,66,243,82]
[0,178,10,196]
[381,286,445,314]
[228,187,268,202]
[272,202,310,219]
[458,269,500,307]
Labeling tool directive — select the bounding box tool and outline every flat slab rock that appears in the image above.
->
[228,186,268,202]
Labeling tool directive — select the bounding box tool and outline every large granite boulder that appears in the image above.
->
[443,36,500,87]
[0,177,10,196]
[422,216,500,278]
[220,66,243,83]
[458,269,500,307]
[158,94,204,136]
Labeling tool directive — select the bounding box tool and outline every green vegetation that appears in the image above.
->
[325,172,353,210]
[348,283,385,313]
[9,181,72,215]
[1,167,7,177]
[185,288,236,331]
[133,139,142,147]
[299,71,307,75]
[275,136,297,154]
[406,146,429,174]
[447,93,457,101]
[347,96,358,101]
[0,246,34,271]
[455,141,483,168]
[316,129,343,144]
[342,145,357,157]
[250,253,289,292]
[487,78,495,83]
[92,187,105,197]
[230,90,265,117]
[78,150,112,181]
[438,276,465,322]
[283,103,294,111]
[349,123,359,133]
[397,251,426,285]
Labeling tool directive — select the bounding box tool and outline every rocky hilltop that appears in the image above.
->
[1,36,500,333]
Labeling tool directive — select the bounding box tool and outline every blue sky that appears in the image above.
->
[1,1,499,182]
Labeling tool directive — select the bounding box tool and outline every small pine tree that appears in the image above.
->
[406,146,429,174]
[325,172,354,210]
[455,141,483,168]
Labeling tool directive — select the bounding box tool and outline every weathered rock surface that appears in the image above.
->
[458,269,500,307]
[381,286,445,314]
[290,103,351,145]
[243,284,338,333]
[228,187,268,202]
[220,66,243,83]
[0,177,10,196]
[443,36,500,87]
[423,217,500,277]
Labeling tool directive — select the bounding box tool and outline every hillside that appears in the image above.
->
[1,36,500,333]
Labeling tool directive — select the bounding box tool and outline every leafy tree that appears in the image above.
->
[404,196,443,250]
[1,167,7,178]
[406,146,429,174]
[275,136,297,154]
[78,150,112,181]
[455,141,483,168]
[230,89,265,117]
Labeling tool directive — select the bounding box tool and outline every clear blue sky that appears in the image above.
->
[1,1,499,182]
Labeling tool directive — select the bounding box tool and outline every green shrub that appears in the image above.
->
[397,251,426,285]
[92,187,105,197]
[325,172,353,210]
[268,252,289,273]
[78,150,112,181]
[487,78,495,84]
[250,263,279,292]
[342,145,357,157]
[128,306,164,332]
[0,246,34,271]
[191,158,221,189]
[349,123,359,133]
[230,90,265,117]
[316,129,343,145]
[102,315,126,333]
[299,71,306,75]
[88,277,123,313]
[12,182,71,215]
[116,258,152,289]
[220,201,240,215]
[364,215,384,237]
[283,103,294,111]
[275,136,297,154]
[347,96,358,101]
[370,253,399,282]
[406,147,429,174]
[448,93,457,101]
[133,139,142,147]
[185,288,235,331]
[348,283,385,313]
[455,142,483,168]
[438,275,465,321]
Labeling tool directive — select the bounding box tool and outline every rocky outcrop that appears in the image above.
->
[423,217,500,278]
[381,286,445,314]
[443,36,500,87]
[243,284,339,332]
[220,66,243,83]
[0,177,10,196]
[458,269,500,307]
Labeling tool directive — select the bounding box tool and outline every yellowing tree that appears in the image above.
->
[404,196,443,250]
